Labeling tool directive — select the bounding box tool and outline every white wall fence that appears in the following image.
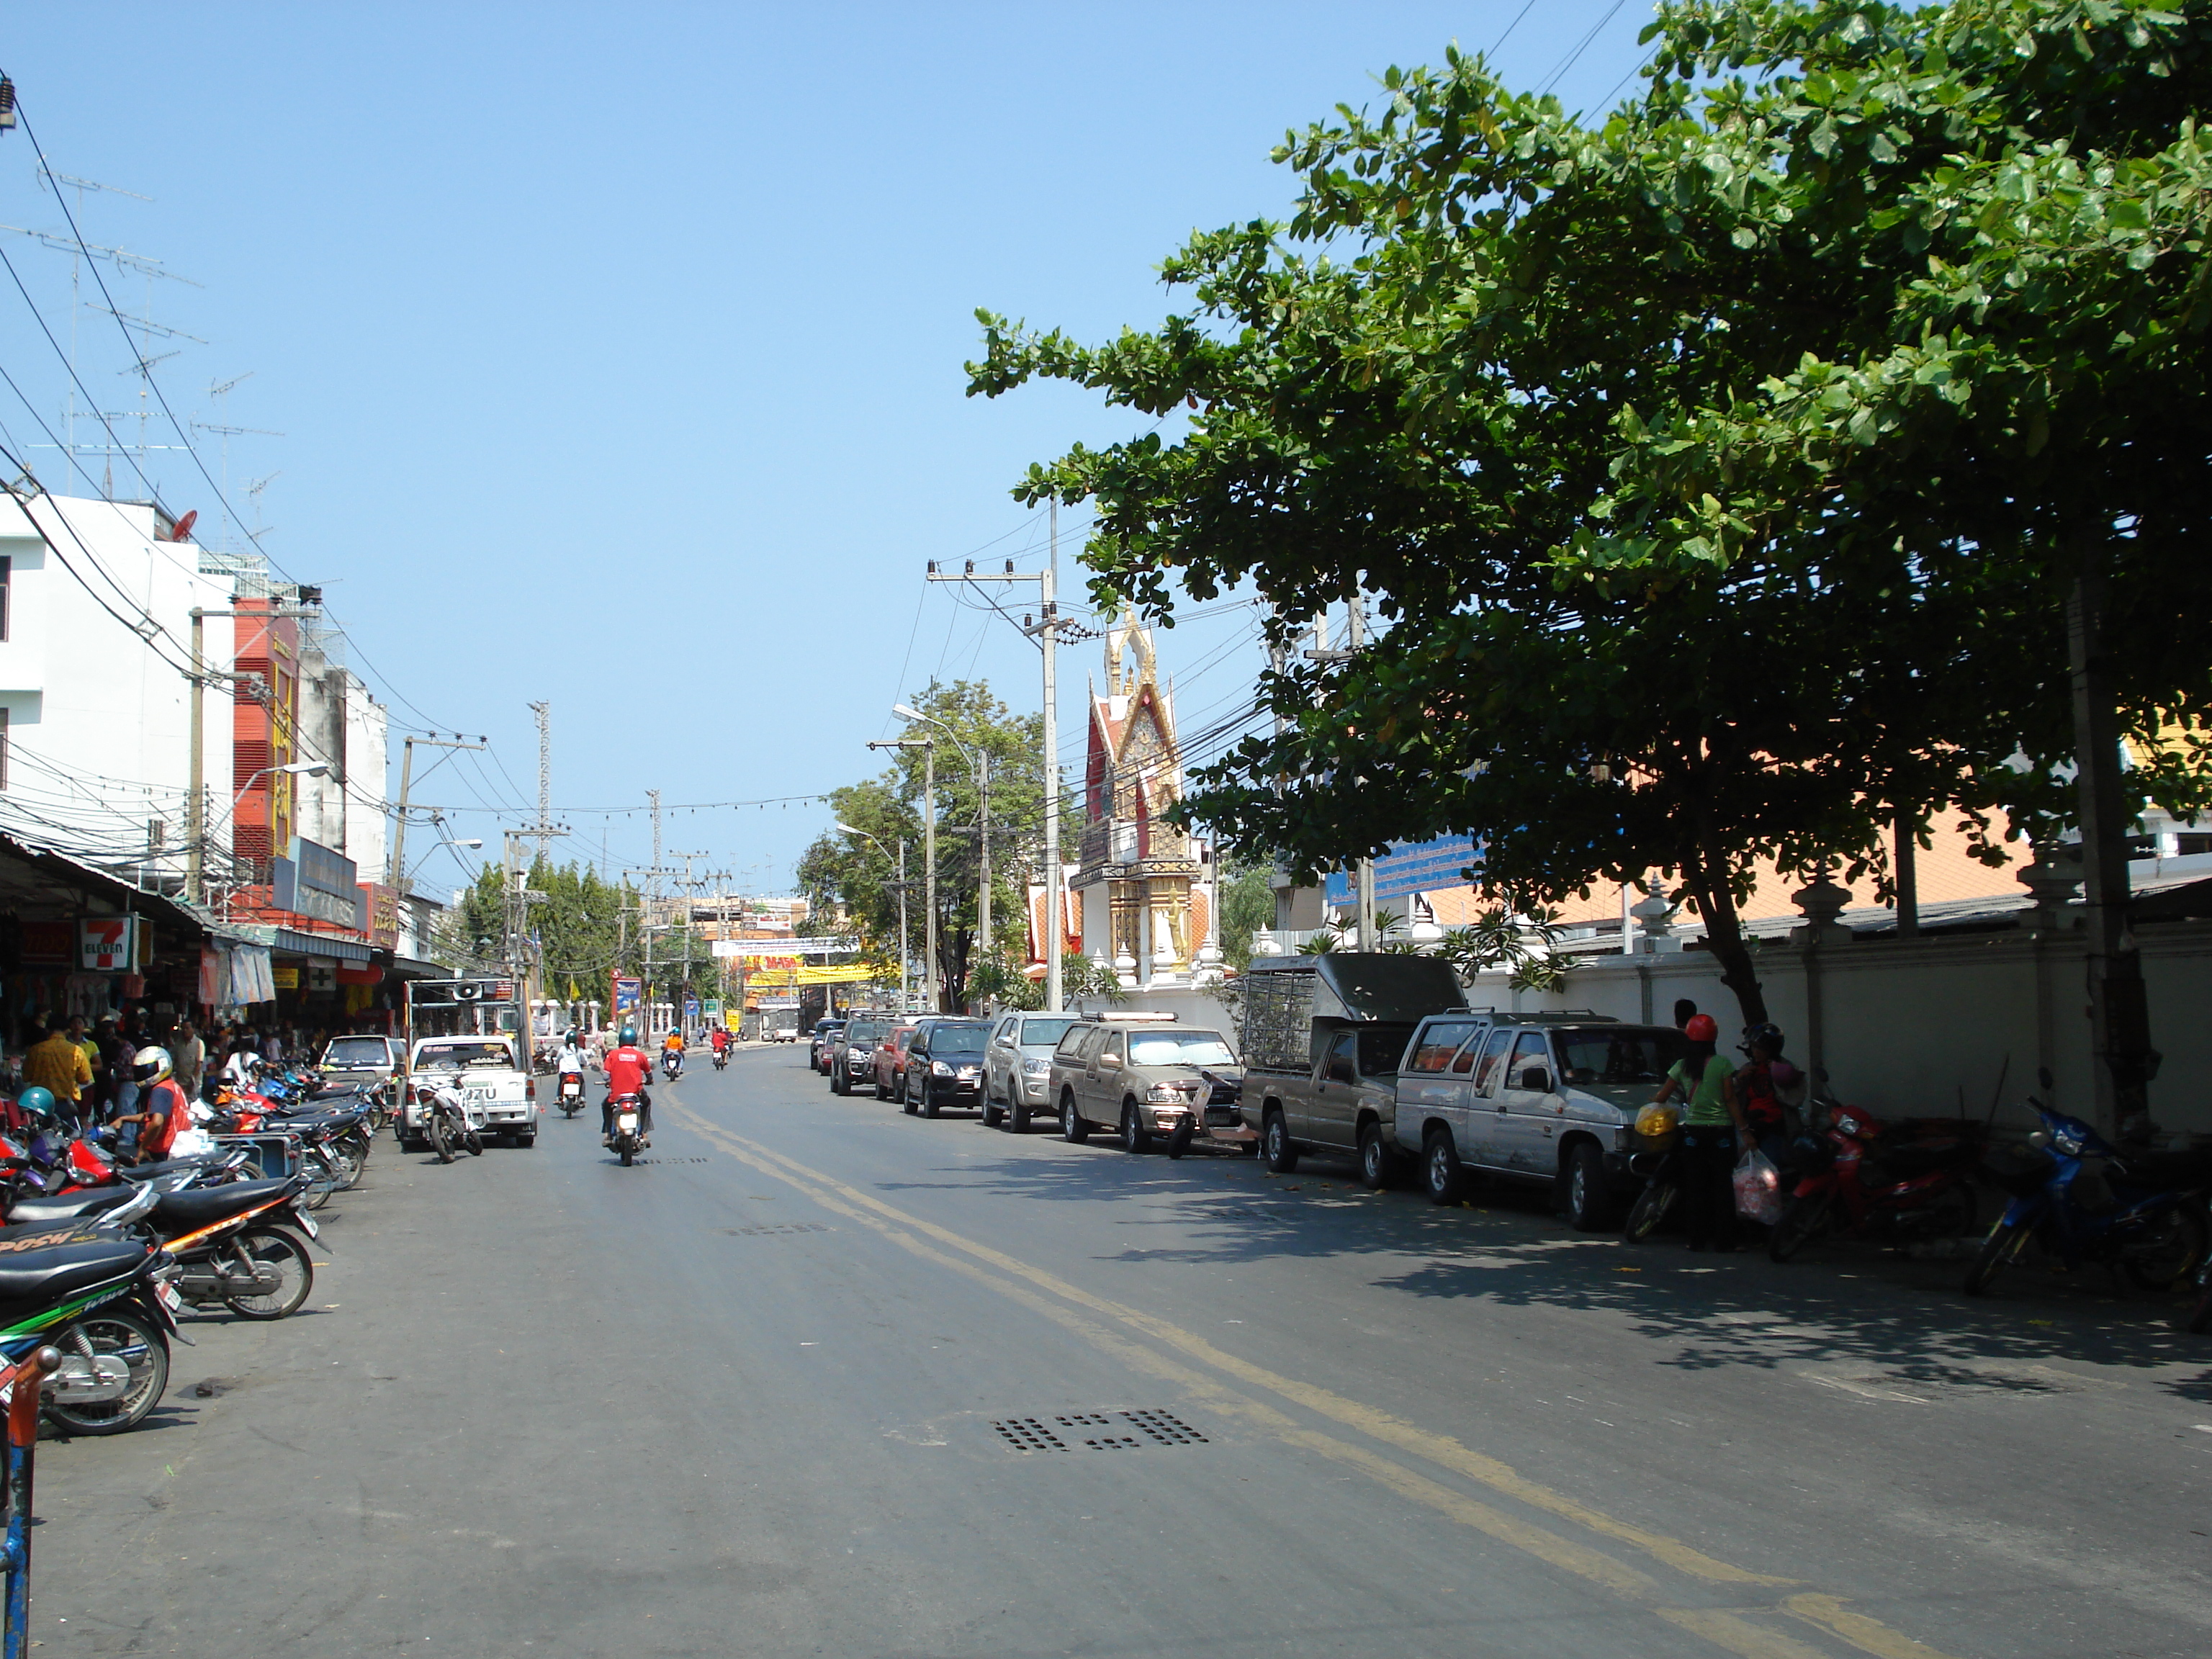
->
[1460,926,2212,1140]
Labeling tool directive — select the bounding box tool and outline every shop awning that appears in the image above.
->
[269,927,375,963]
[0,832,216,940]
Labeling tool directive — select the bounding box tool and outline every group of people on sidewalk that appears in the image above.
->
[1650,999,1807,1253]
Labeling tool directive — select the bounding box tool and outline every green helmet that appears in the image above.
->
[619,1025,637,1046]
[15,1085,55,1120]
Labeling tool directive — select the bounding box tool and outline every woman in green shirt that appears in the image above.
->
[1650,1013,1753,1250]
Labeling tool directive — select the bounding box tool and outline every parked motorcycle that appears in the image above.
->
[609,1092,646,1166]
[149,1174,318,1321]
[1965,1078,2212,1296]
[418,1080,482,1164]
[1622,1102,1683,1244]
[1767,1109,1984,1262]
[557,1071,586,1118]
[0,1183,181,1437]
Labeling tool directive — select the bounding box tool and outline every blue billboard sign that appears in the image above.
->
[1323,835,1480,906]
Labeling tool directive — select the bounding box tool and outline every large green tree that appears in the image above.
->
[971,0,2212,1037]
[796,680,1050,1012]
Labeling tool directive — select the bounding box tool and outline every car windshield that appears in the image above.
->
[1128,1030,1237,1067]
[931,1025,989,1056]
[323,1038,389,1067]
[845,1021,881,1046]
[1020,1017,1077,1048]
[1551,1027,1687,1086]
[415,1042,513,1070]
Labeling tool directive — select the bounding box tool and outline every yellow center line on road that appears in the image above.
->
[666,1101,1970,1659]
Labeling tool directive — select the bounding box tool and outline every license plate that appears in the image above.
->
[156,1280,182,1313]
[295,1206,320,1239]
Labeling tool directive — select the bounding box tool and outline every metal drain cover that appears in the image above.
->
[989,1410,1209,1453]
[720,1223,832,1236]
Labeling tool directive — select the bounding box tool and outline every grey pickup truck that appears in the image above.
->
[1237,953,1469,1187]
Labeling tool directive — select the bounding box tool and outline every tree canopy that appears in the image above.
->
[970,0,2212,1022]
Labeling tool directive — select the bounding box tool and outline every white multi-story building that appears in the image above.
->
[0,493,236,883]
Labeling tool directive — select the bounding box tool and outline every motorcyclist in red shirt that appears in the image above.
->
[710,1026,731,1058]
[602,1025,653,1146]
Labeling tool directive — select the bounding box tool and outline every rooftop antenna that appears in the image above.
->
[245,469,279,539]
[194,375,282,551]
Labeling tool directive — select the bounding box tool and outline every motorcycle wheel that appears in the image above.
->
[429,1114,454,1164]
[42,1305,169,1437]
[1964,1220,2028,1295]
[464,1129,484,1157]
[221,1227,315,1321]
[1624,1179,1676,1244]
[619,1141,634,1167]
[1917,1182,1977,1242]
[1166,1121,1195,1161]
[1766,1193,1829,1262]
[2122,1203,2209,1291]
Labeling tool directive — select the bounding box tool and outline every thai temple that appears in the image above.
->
[1025,608,1222,989]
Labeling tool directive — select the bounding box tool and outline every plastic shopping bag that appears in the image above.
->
[1733,1148,1784,1226]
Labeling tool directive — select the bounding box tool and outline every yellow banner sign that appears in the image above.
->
[741,963,881,987]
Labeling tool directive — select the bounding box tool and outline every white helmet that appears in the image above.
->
[132,1046,174,1085]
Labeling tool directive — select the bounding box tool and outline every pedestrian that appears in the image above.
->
[171,1017,207,1104]
[262,1028,284,1066]
[22,1019,94,1120]
[1734,1023,1804,1170]
[1673,998,1699,1030]
[1650,1012,1752,1251]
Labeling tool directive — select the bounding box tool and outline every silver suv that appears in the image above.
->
[981,1012,1079,1133]
[1047,1015,1245,1158]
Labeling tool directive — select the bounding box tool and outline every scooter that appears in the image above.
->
[661,1050,684,1082]
[712,1046,728,1071]
[1767,1107,1984,1262]
[557,1071,586,1118]
[1965,1074,2212,1295]
[609,1092,647,1166]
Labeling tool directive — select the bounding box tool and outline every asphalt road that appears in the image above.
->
[27,1045,2212,1658]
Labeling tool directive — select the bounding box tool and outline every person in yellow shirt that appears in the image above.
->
[23,1020,94,1108]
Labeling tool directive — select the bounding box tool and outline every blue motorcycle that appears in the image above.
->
[1965,1092,2212,1297]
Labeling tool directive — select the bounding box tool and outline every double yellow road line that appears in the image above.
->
[667,1100,1962,1659]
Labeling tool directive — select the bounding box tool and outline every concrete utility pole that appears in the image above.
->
[647,790,662,1033]
[1305,595,1374,949]
[385,734,486,892]
[927,530,1071,1010]
[529,701,554,866]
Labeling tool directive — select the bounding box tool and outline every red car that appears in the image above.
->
[872,1024,918,1100]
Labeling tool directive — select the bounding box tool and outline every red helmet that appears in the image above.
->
[1683,1014,1719,1042]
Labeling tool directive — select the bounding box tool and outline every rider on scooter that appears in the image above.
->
[661,1028,685,1079]
[710,1026,731,1064]
[556,1032,587,1111]
[603,1025,654,1147]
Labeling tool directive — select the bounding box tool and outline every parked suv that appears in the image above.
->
[873,1022,920,1100]
[1393,1012,1686,1229]
[809,1018,847,1074]
[830,1015,887,1095]
[1048,1015,1246,1157]
[981,1012,1079,1133]
[902,1019,990,1117]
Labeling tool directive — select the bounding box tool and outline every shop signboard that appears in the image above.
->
[79,916,136,971]
[359,881,401,950]
[307,961,336,994]
[683,996,701,1020]
[273,966,301,991]
[272,836,367,933]
[611,975,642,1017]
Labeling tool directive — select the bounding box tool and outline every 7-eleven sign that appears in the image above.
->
[79,917,136,971]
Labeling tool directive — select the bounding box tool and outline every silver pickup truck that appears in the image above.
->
[1238,953,1467,1187]
[1393,1011,1688,1230]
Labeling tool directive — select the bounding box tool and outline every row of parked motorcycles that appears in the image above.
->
[0,1058,385,1438]
[1625,1066,2212,1317]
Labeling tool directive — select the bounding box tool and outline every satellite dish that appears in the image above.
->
[170,510,198,543]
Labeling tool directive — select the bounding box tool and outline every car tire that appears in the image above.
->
[901,1072,917,1115]
[1423,1129,1465,1205]
[1563,1142,1611,1231]
[874,1071,889,1100]
[981,1086,1004,1129]
[1120,1099,1152,1154]
[920,1080,940,1119]
[831,1066,846,1096]
[1359,1122,1393,1191]
[1262,1109,1299,1174]
[1061,1091,1090,1143]
[1010,1099,1031,1134]
[515,1133,536,1150]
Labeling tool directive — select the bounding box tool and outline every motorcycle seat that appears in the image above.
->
[2112,1148,2212,1190]
[117,1155,233,1184]
[153,1178,297,1231]
[0,1236,148,1304]
[4,1185,140,1226]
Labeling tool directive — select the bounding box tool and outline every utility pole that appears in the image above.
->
[529,701,554,866]
[385,734,486,891]
[647,789,662,1035]
[927,531,1070,1010]
[1307,595,1374,949]
[670,850,705,1036]
[897,840,911,1010]
[977,751,992,971]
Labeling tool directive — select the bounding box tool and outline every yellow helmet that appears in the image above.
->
[1635,1102,1681,1141]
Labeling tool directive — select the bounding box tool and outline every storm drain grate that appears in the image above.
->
[992,1418,1069,1453]
[991,1410,1210,1454]
[721,1223,832,1237]
[634,1157,711,1165]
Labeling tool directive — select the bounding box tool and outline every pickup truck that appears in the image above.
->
[401,1033,541,1149]
[1238,953,1468,1186]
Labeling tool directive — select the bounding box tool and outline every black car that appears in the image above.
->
[902,1019,991,1118]
[809,1019,847,1074]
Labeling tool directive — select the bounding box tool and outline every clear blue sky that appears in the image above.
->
[0,2,1653,899]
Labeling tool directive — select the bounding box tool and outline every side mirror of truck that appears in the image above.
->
[1517,1066,1553,1093]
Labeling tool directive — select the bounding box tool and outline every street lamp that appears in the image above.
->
[891,705,993,1007]
[231,758,328,805]
[837,822,911,1010]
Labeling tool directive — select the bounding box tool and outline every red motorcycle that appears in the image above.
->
[1767,1106,1985,1262]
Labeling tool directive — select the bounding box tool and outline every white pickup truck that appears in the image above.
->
[401,1034,541,1149]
